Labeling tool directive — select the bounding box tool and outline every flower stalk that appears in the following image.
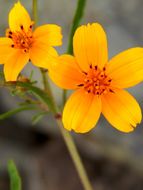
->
[56,119,93,190]
[32,0,38,27]
[67,0,86,55]
[32,0,54,99]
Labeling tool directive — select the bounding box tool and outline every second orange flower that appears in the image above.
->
[0,2,62,81]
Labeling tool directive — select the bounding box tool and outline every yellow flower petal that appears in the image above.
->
[73,23,108,71]
[9,2,32,32]
[30,42,58,69]
[101,89,142,132]
[49,55,84,89]
[4,50,29,81]
[0,37,13,63]
[63,89,101,133]
[107,48,143,88]
[33,24,62,46]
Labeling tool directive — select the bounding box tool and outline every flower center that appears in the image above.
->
[78,65,113,95]
[6,24,34,53]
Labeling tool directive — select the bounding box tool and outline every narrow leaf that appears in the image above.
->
[67,0,86,54]
[32,111,48,125]
[16,82,57,113]
[8,160,22,190]
[0,105,36,120]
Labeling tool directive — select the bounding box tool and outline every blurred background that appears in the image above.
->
[0,0,143,189]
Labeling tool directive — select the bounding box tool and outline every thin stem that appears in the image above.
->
[32,0,53,98]
[62,89,67,105]
[40,69,51,94]
[62,0,86,105]
[32,0,38,27]
[56,119,93,190]
[67,0,86,55]
[40,68,57,109]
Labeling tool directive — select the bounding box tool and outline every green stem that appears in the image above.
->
[67,0,86,55]
[62,89,67,105]
[56,119,93,190]
[40,68,57,109]
[32,0,38,27]
[54,103,93,190]
[32,0,53,99]
[40,69,51,94]
[62,0,86,105]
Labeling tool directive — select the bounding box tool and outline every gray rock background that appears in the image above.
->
[0,0,143,190]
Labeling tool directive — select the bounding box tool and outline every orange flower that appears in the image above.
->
[49,23,143,133]
[0,2,62,81]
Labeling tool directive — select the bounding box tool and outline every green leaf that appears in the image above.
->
[67,0,86,54]
[8,160,22,190]
[29,70,34,81]
[16,82,57,113]
[32,111,48,125]
[0,105,36,120]
[4,81,57,113]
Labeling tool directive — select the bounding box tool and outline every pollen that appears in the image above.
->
[78,65,113,95]
[6,24,34,53]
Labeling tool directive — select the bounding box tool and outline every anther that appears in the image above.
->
[11,44,14,48]
[109,89,114,93]
[29,25,32,29]
[77,83,84,87]
[20,25,24,30]
[94,65,98,70]
[8,35,12,38]
[82,71,87,75]
[83,65,113,95]
[9,31,12,35]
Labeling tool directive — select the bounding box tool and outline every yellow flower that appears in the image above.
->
[49,23,143,133]
[0,2,62,81]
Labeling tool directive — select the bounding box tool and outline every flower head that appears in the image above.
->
[49,23,143,133]
[0,2,62,81]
